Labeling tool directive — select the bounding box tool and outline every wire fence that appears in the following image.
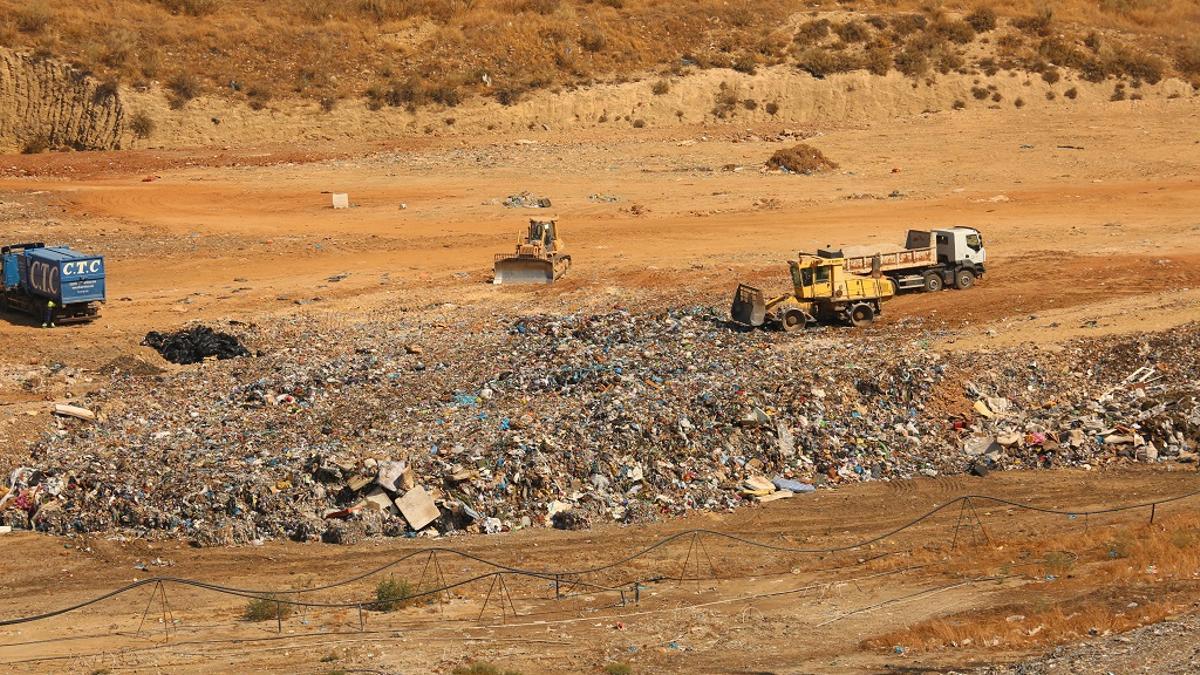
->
[1,487,1196,640]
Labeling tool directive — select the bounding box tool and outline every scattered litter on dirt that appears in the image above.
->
[142,325,251,365]
[503,192,552,208]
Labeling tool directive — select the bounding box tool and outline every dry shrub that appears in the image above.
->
[764,101,779,115]
[1013,9,1054,37]
[129,111,155,138]
[631,118,645,128]
[167,73,200,109]
[952,99,966,109]
[1106,46,1164,84]
[864,44,891,75]
[971,85,989,99]
[1014,96,1025,107]
[580,28,606,53]
[741,98,757,110]
[158,0,222,16]
[834,20,870,43]
[21,133,51,155]
[796,47,859,78]
[794,18,831,46]
[651,79,669,95]
[92,78,120,103]
[1176,41,1200,77]
[15,1,52,34]
[766,143,838,174]
[889,13,928,38]
[711,82,739,118]
[991,91,1003,101]
[1038,37,1086,69]
[933,18,975,45]
[894,47,930,77]
[965,7,996,33]
[1064,86,1079,98]
[1041,67,1061,84]
[733,54,758,74]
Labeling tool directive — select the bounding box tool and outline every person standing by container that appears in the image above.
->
[42,299,56,328]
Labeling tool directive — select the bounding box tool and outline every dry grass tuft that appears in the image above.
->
[766,143,838,174]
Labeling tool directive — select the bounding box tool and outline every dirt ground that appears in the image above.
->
[1,96,1199,673]
[1,467,1198,674]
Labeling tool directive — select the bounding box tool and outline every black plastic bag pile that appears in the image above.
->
[142,325,250,365]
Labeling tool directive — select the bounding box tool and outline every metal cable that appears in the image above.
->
[0,487,1194,627]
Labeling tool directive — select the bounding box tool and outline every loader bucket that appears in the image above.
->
[493,257,556,285]
[730,284,767,327]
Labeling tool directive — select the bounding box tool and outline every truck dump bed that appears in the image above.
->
[12,247,106,304]
[843,244,935,275]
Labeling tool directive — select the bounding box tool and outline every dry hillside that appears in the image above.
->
[0,0,1198,152]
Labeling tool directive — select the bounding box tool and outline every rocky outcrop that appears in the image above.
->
[0,48,124,153]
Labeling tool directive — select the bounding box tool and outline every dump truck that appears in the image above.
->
[493,218,571,285]
[834,226,986,292]
[731,254,895,331]
[1,243,106,324]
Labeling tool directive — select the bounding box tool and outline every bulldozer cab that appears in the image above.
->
[528,219,557,250]
[789,257,837,300]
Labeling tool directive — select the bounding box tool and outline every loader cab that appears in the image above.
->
[790,257,837,299]
[932,227,986,267]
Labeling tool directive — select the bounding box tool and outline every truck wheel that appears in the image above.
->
[954,269,977,289]
[780,309,805,332]
[923,272,944,292]
[848,303,875,327]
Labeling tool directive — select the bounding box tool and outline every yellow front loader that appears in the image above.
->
[731,254,896,331]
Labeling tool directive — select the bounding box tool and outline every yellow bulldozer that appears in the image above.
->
[731,253,895,330]
[493,218,571,285]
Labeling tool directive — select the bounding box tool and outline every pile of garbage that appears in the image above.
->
[502,191,552,208]
[142,325,251,365]
[2,309,1196,545]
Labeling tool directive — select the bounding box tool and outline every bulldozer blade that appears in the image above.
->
[730,284,767,326]
[494,258,557,285]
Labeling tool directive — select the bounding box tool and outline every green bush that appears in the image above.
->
[369,578,414,612]
[243,595,293,622]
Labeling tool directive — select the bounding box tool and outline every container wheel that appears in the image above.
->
[954,269,976,289]
[923,271,944,292]
[780,309,805,332]
[849,303,875,327]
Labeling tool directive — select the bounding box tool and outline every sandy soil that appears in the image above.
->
[0,93,1199,673]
